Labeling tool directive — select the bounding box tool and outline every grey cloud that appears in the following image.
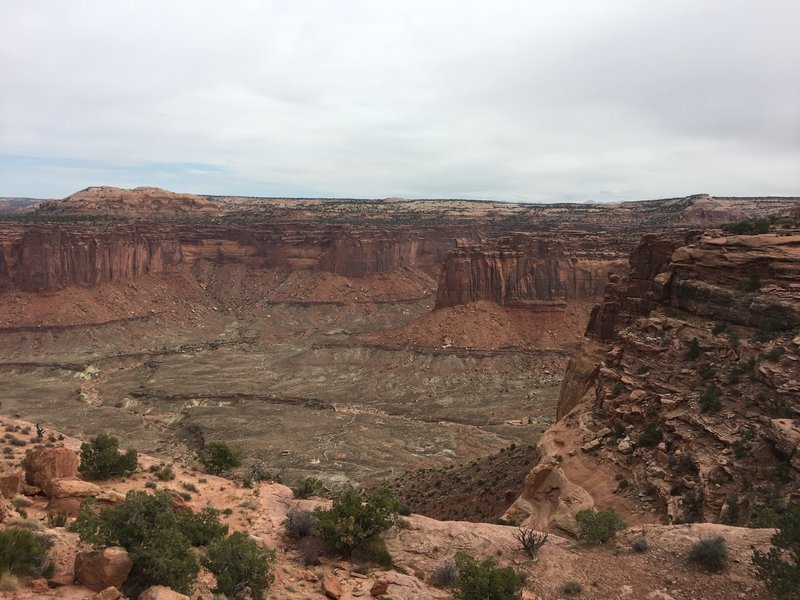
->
[0,0,798,200]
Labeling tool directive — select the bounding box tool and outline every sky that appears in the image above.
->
[1,1,798,202]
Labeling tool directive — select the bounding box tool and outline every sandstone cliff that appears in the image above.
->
[508,226,800,532]
[434,233,628,310]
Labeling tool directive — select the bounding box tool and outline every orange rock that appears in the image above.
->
[95,586,124,600]
[370,579,390,596]
[22,447,79,490]
[137,586,190,600]
[29,577,49,592]
[322,572,342,599]
[0,469,22,498]
[74,547,133,592]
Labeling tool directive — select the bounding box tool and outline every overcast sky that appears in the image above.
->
[1,1,798,201]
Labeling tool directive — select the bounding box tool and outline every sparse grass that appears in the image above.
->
[632,537,650,553]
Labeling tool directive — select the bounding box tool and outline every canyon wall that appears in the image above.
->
[0,223,474,292]
[0,224,184,292]
[434,232,628,310]
[507,229,800,532]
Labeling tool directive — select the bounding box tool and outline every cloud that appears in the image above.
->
[1,0,798,200]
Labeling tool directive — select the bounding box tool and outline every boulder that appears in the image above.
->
[74,547,133,592]
[371,579,390,596]
[45,477,125,503]
[22,447,79,490]
[95,587,124,600]
[0,469,22,498]
[322,572,342,599]
[138,586,190,600]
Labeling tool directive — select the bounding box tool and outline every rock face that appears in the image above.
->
[74,547,133,592]
[9,224,184,291]
[434,233,628,310]
[22,447,79,490]
[510,228,800,530]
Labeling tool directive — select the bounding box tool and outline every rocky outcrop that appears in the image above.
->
[511,228,800,531]
[434,233,628,310]
[38,186,222,217]
[585,234,679,340]
[22,447,79,490]
[74,547,133,592]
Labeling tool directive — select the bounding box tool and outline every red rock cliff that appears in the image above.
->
[434,232,628,310]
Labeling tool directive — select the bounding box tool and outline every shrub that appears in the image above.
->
[688,537,727,572]
[430,561,458,588]
[711,322,728,335]
[698,362,716,380]
[749,506,781,529]
[513,528,548,559]
[684,338,700,360]
[284,509,317,540]
[699,383,722,414]
[292,476,325,499]
[753,505,800,598]
[205,531,275,600]
[739,273,762,292]
[78,434,138,480]
[721,495,740,525]
[200,441,242,475]
[0,527,53,577]
[155,466,175,481]
[575,507,626,544]
[563,580,583,595]
[632,537,649,553]
[0,572,18,592]
[637,424,662,448]
[46,511,68,528]
[248,461,275,483]
[352,534,393,568]
[451,551,523,600]
[70,490,227,596]
[314,486,399,556]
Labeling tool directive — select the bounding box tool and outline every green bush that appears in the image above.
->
[575,507,626,544]
[451,551,523,600]
[637,424,662,448]
[699,383,722,414]
[292,476,325,499]
[284,509,317,540]
[688,536,727,572]
[205,531,275,600]
[314,486,399,556]
[753,506,800,598]
[698,362,716,380]
[684,338,700,360]
[199,441,242,475]
[0,527,52,577]
[749,506,781,529]
[70,490,228,596]
[78,434,138,480]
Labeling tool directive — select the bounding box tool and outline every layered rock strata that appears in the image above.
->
[508,228,800,533]
[434,233,629,310]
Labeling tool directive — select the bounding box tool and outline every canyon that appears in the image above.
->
[0,186,799,598]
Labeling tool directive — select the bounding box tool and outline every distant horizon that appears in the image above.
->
[3,185,800,206]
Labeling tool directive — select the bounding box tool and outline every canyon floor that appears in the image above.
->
[0,268,564,521]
